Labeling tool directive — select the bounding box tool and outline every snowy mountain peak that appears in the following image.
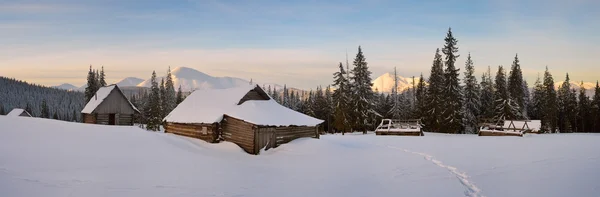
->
[116,77,144,87]
[53,83,78,91]
[137,66,249,92]
[372,72,420,93]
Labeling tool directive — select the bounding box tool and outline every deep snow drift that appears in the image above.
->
[1,116,599,197]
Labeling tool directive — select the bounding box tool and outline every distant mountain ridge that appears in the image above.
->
[137,67,250,92]
[116,77,144,87]
[53,83,78,91]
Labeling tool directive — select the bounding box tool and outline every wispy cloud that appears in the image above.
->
[0,2,84,13]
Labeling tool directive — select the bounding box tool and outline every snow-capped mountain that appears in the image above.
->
[137,67,250,92]
[53,83,78,91]
[116,77,144,87]
[554,81,596,90]
[372,72,421,93]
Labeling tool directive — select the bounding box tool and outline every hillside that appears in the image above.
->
[1,116,599,197]
[116,77,144,87]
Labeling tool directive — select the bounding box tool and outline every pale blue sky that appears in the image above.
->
[0,0,598,88]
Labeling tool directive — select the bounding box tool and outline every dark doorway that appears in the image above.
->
[108,114,116,125]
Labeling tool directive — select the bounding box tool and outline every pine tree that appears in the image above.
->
[146,71,162,131]
[165,67,177,115]
[84,65,97,102]
[99,66,107,86]
[522,80,531,118]
[332,62,350,134]
[480,66,495,120]
[176,85,184,104]
[577,81,591,132]
[415,73,427,120]
[440,28,463,134]
[41,99,50,118]
[558,73,577,133]
[508,54,525,117]
[159,78,166,119]
[0,105,4,115]
[462,53,480,134]
[349,46,374,133]
[53,112,59,120]
[493,66,521,121]
[542,67,558,133]
[388,67,401,119]
[592,81,600,133]
[72,109,78,122]
[423,48,445,132]
[95,69,100,90]
[528,75,544,120]
[283,85,289,107]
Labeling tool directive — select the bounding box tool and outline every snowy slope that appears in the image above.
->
[52,83,78,91]
[1,116,599,197]
[137,67,249,92]
[372,72,421,93]
[115,77,144,87]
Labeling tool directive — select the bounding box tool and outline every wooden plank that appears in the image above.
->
[375,131,423,136]
[478,130,523,137]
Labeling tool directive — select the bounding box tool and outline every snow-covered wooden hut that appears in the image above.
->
[7,108,32,117]
[164,85,323,154]
[81,84,140,125]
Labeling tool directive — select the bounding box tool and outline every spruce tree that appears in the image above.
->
[388,67,401,119]
[508,54,525,117]
[53,112,59,120]
[324,85,333,132]
[577,81,591,132]
[84,66,97,102]
[41,99,50,118]
[99,66,107,86]
[423,48,445,132]
[159,78,166,119]
[176,85,184,104]
[415,73,427,120]
[480,66,495,120]
[528,75,544,120]
[165,67,176,114]
[0,105,4,115]
[493,66,521,121]
[332,62,350,134]
[558,73,577,132]
[462,53,480,134]
[146,71,162,131]
[349,46,374,133]
[542,67,558,133]
[592,81,600,133]
[440,28,463,133]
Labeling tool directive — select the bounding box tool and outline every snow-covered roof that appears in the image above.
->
[227,100,323,127]
[7,108,31,117]
[165,85,323,127]
[81,85,139,114]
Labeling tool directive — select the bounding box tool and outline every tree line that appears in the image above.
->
[325,28,600,134]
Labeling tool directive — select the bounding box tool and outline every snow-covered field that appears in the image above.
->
[1,116,599,197]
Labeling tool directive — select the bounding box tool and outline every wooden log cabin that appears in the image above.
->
[164,85,323,155]
[81,84,140,125]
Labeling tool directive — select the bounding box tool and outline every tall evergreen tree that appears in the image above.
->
[557,73,577,133]
[592,81,600,133]
[493,66,521,121]
[528,75,544,120]
[99,66,107,86]
[480,66,495,120]
[176,85,184,104]
[415,73,427,120]
[165,67,177,114]
[40,99,50,118]
[159,78,167,119]
[324,85,333,132]
[388,67,401,119]
[84,65,97,102]
[462,53,480,134]
[0,105,5,115]
[508,54,525,117]
[332,62,350,134]
[542,67,558,133]
[423,48,445,132]
[577,81,591,132]
[146,71,162,131]
[53,112,59,120]
[440,28,463,133]
[349,46,374,133]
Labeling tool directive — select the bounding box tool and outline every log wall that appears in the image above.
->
[83,113,96,124]
[165,122,218,143]
[255,126,318,153]
[222,116,256,154]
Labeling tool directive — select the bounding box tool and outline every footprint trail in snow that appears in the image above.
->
[385,145,485,197]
